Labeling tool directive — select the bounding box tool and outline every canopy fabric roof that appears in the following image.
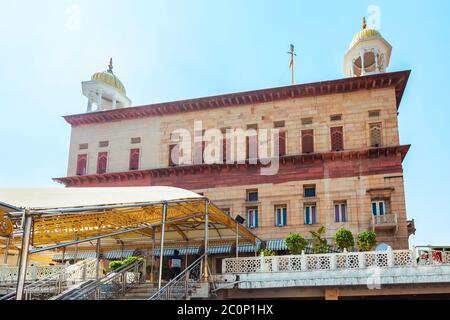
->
[0,186,202,210]
[0,187,257,250]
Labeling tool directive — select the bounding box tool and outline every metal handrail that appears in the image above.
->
[57,259,144,300]
[0,259,96,300]
[149,253,206,300]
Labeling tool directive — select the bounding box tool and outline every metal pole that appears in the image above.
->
[3,236,10,264]
[203,200,209,281]
[158,202,168,290]
[16,209,33,300]
[62,247,66,264]
[74,241,78,262]
[150,227,155,282]
[95,238,101,279]
[236,223,239,258]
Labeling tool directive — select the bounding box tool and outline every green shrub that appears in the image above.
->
[259,248,276,256]
[109,260,124,271]
[334,228,355,251]
[285,233,308,255]
[109,256,143,271]
[357,231,377,252]
[310,226,328,254]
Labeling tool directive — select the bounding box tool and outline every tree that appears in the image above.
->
[310,226,328,254]
[334,228,355,251]
[357,231,377,252]
[285,233,308,255]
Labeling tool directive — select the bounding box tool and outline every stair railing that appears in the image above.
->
[149,253,205,300]
[54,259,144,300]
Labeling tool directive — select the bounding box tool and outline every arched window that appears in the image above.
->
[301,130,314,154]
[129,148,140,170]
[97,152,108,174]
[369,122,382,147]
[330,127,344,151]
[76,154,87,176]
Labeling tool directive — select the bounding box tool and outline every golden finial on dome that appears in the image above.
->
[362,17,367,29]
[108,58,113,73]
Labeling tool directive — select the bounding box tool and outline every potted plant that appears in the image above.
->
[357,231,377,252]
[310,226,328,254]
[285,233,308,255]
[334,228,355,251]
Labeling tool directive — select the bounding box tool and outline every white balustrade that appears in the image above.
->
[0,259,97,284]
[222,249,444,274]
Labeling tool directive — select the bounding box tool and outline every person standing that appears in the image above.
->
[169,250,182,279]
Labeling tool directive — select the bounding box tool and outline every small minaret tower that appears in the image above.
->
[82,58,131,112]
[344,17,392,77]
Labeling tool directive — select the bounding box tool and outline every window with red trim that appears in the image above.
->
[301,130,314,154]
[246,135,258,160]
[222,138,231,162]
[76,154,87,176]
[97,152,108,174]
[330,126,344,151]
[193,141,205,164]
[129,148,140,170]
[169,144,179,166]
[278,131,286,156]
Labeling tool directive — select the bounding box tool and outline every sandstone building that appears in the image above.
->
[54,20,415,250]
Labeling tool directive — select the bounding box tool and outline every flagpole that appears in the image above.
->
[288,44,296,85]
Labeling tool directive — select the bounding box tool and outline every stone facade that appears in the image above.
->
[57,72,413,250]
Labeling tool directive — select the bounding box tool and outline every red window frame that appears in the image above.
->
[129,148,140,170]
[301,130,314,154]
[330,126,344,151]
[169,144,179,166]
[278,131,286,156]
[97,152,108,174]
[76,154,88,176]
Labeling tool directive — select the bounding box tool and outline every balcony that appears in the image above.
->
[371,213,398,232]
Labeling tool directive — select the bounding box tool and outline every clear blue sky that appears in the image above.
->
[0,0,449,247]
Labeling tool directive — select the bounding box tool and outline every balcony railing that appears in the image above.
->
[371,213,398,231]
[222,249,450,274]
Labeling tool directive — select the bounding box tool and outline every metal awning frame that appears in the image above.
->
[5,196,259,300]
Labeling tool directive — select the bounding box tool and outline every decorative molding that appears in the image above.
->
[53,145,410,188]
[64,71,411,126]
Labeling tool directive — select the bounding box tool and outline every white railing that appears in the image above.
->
[222,249,450,274]
[0,259,97,284]
[372,213,397,226]
[0,265,64,284]
[0,259,98,300]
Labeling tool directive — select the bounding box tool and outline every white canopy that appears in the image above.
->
[0,186,202,210]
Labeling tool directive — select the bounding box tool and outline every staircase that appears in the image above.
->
[120,280,207,300]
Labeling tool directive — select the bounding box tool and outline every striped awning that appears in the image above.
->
[208,245,232,254]
[52,251,97,260]
[266,239,287,251]
[152,246,201,257]
[238,241,260,253]
[105,250,135,260]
